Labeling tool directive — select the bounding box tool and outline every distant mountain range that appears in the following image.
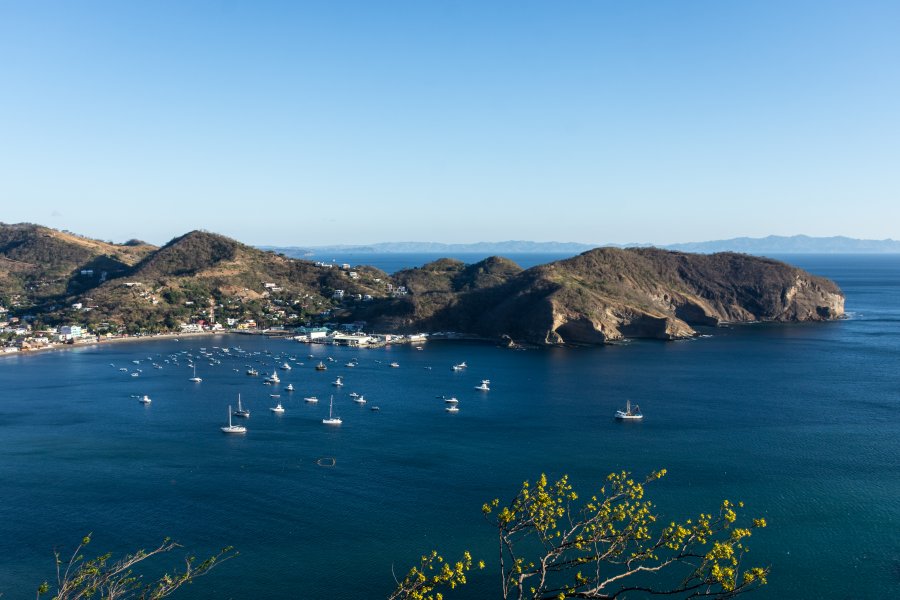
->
[263,235,900,257]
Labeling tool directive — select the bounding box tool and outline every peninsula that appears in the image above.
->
[0,223,844,349]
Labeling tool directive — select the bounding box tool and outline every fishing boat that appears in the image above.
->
[189,365,202,383]
[246,367,259,376]
[221,406,247,434]
[322,396,342,425]
[474,379,491,391]
[315,361,327,371]
[615,400,643,421]
[139,395,152,404]
[233,394,250,418]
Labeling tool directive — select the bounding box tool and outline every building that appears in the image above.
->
[59,325,83,340]
[295,326,329,340]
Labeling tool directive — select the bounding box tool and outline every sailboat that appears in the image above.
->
[322,395,342,425]
[233,394,250,418]
[221,406,247,434]
[189,365,202,383]
[615,400,643,421]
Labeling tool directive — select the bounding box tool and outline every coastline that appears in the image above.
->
[0,330,228,359]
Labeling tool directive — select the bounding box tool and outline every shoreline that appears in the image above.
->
[0,330,227,359]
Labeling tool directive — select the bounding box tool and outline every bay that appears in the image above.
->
[0,254,898,598]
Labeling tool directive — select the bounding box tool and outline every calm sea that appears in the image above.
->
[1,254,898,598]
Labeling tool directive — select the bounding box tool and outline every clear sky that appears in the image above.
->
[1,1,898,246]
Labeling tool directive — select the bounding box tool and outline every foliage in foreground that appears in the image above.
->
[35,535,235,600]
[391,469,769,599]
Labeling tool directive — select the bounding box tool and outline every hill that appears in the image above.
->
[0,224,845,343]
[0,222,156,308]
[351,248,844,345]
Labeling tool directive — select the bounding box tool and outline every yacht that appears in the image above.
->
[474,379,491,391]
[265,370,280,384]
[281,362,292,370]
[233,394,250,418]
[315,361,327,371]
[285,383,294,392]
[333,376,343,387]
[270,401,285,414]
[389,362,400,368]
[221,406,247,434]
[615,400,643,421]
[304,396,319,403]
[246,367,259,376]
[446,404,460,413]
[139,395,152,404]
[352,394,366,404]
[444,397,459,404]
[349,392,360,398]
[452,361,467,371]
[322,396,342,425]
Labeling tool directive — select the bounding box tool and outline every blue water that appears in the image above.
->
[1,255,899,598]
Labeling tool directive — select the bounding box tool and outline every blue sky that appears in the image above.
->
[1,1,898,246]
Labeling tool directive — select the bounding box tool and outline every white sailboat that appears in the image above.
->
[221,406,247,434]
[233,394,250,418]
[189,365,202,383]
[615,400,643,421]
[322,396,342,425]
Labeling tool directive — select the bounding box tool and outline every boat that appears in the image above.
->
[139,395,152,404]
[189,365,202,383]
[371,406,380,411]
[322,396,342,425]
[474,379,491,391]
[352,395,366,404]
[246,367,259,376]
[281,362,292,370]
[345,361,357,367]
[131,372,140,377]
[265,370,280,384]
[315,361,327,371]
[233,394,250,418]
[446,405,460,413]
[389,362,399,368]
[444,397,459,404]
[270,401,285,414]
[304,396,319,403]
[221,406,247,434]
[286,383,294,392]
[615,400,643,421]
[349,392,360,398]
[452,361,467,371]
[118,367,128,372]
[333,376,343,387]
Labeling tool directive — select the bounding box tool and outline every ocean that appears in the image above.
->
[0,254,898,598]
